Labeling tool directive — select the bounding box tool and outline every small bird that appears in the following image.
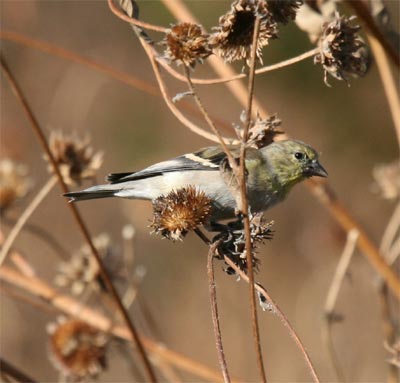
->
[65,140,327,221]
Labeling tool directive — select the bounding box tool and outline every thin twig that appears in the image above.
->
[0,358,38,383]
[184,67,238,170]
[3,217,70,260]
[159,48,319,85]
[221,256,320,383]
[380,201,400,257]
[108,0,167,33]
[367,33,400,151]
[207,241,231,383]
[322,229,359,383]
[0,265,230,383]
[0,176,57,267]
[238,16,267,383]
[0,55,157,383]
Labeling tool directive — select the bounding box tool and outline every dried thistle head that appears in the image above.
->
[247,114,284,148]
[163,22,212,68]
[55,233,123,295]
[47,317,108,379]
[266,0,303,25]
[210,0,278,64]
[47,131,103,186]
[0,158,31,213]
[372,161,400,200]
[151,186,212,241]
[314,13,369,86]
[213,213,273,275]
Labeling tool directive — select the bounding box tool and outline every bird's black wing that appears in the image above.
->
[107,146,227,184]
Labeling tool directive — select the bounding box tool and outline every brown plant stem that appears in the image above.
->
[0,358,38,383]
[207,241,231,383]
[108,0,167,33]
[221,257,320,383]
[322,229,359,383]
[0,265,229,383]
[0,55,157,383]
[2,217,70,260]
[345,0,399,67]
[238,16,267,383]
[367,32,400,150]
[309,179,400,299]
[160,0,400,299]
[0,176,57,266]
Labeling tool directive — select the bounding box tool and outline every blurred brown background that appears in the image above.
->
[1,1,399,382]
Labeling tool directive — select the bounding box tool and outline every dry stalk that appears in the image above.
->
[221,256,320,383]
[322,229,359,382]
[237,16,267,383]
[158,48,319,85]
[108,0,167,33]
[207,240,231,383]
[367,33,400,150]
[0,56,157,383]
[0,265,229,383]
[0,176,57,266]
[160,0,400,299]
[0,358,38,383]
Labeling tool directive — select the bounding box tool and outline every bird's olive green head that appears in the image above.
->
[263,140,328,189]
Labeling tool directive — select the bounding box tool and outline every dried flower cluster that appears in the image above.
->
[47,317,108,379]
[164,23,212,68]
[266,0,303,25]
[314,14,369,85]
[247,114,284,148]
[47,131,103,185]
[213,213,273,275]
[55,233,123,295]
[151,186,212,241]
[210,0,278,64]
[0,158,31,213]
[372,161,400,200]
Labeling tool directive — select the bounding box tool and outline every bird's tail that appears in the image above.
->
[64,185,120,202]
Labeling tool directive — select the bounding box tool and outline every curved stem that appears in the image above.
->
[108,0,167,33]
[0,55,157,383]
[322,229,359,382]
[0,176,57,267]
[367,33,400,151]
[207,242,231,383]
[222,256,320,383]
[158,48,319,85]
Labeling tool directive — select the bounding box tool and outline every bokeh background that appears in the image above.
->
[1,1,399,382]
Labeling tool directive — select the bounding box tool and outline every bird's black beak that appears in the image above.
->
[306,161,328,178]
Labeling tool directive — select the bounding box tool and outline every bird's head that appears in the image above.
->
[264,140,328,189]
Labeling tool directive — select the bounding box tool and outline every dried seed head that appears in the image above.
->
[210,0,278,64]
[266,0,303,25]
[47,131,103,186]
[47,317,108,379]
[372,161,400,200]
[164,22,212,68]
[314,13,369,86]
[213,213,273,275]
[0,159,31,213]
[247,114,284,148]
[55,234,123,295]
[151,186,212,241]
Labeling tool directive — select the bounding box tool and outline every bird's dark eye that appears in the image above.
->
[294,152,304,160]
